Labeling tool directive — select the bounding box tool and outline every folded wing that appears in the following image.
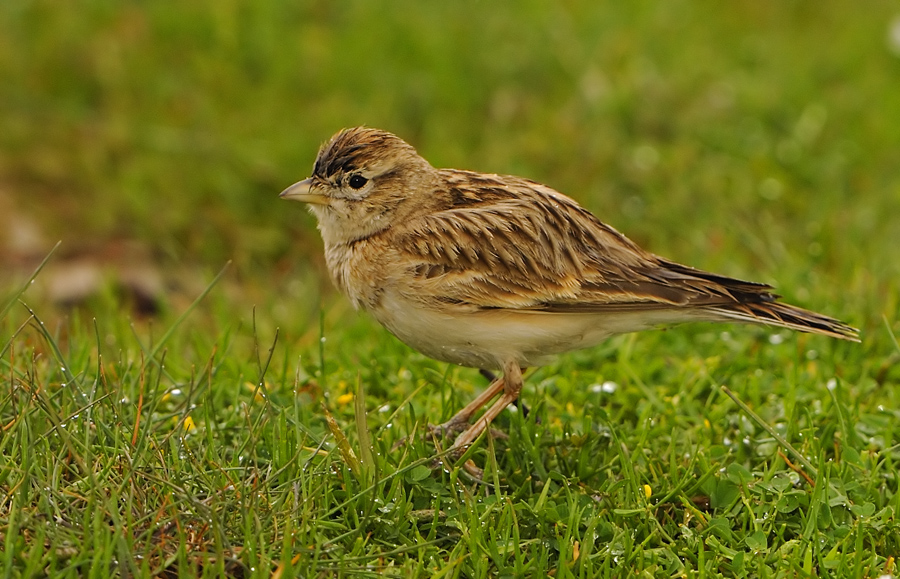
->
[393,170,858,341]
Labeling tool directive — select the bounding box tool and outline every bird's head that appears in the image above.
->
[281,127,435,246]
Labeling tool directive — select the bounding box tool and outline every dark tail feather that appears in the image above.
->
[653,259,859,341]
[707,301,859,342]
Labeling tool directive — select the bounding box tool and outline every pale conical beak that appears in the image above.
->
[279,178,329,205]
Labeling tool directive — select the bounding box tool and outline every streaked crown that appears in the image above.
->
[312,127,418,181]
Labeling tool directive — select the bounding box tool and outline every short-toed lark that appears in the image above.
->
[282,127,858,453]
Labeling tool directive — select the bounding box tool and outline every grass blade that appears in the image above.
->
[146,261,231,361]
[721,385,817,476]
[0,241,60,321]
[354,372,375,484]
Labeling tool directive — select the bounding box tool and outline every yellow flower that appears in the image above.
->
[244,381,267,402]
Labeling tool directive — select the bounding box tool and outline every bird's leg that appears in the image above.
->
[483,368,531,419]
[431,373,505,437]
[451,362,524,451]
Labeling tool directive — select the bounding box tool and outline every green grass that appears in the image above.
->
[2,0,899,577]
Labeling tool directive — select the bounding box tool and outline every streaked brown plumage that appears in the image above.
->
[281,127,858,456]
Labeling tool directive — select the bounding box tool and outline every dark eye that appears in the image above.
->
[348,174,368,190]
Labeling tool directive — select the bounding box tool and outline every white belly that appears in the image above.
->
[370,292,700,370]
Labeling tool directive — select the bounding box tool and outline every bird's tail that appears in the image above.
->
[706,301,859,342]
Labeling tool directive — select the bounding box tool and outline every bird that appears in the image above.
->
[281,126,858,456]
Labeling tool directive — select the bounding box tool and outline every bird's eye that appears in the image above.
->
[348,174,368,190]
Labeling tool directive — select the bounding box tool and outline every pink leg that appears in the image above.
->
[451,362,524,450]
[432,373,505,435]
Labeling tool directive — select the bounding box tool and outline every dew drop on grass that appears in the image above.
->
[590,381,619,394]
[826,378,837,391]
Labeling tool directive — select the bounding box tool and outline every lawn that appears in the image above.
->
[1,1,899,577]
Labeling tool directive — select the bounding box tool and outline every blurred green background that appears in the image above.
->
[1,0,898,324]
[2,2,899,574]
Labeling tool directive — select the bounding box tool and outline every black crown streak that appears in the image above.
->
[312,127,411,180]
[313,141,363,179]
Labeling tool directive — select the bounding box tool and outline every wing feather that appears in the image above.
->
[385,169,857,341]
[394,170,752,311]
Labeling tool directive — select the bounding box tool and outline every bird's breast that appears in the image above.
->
[323,239,387,311]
